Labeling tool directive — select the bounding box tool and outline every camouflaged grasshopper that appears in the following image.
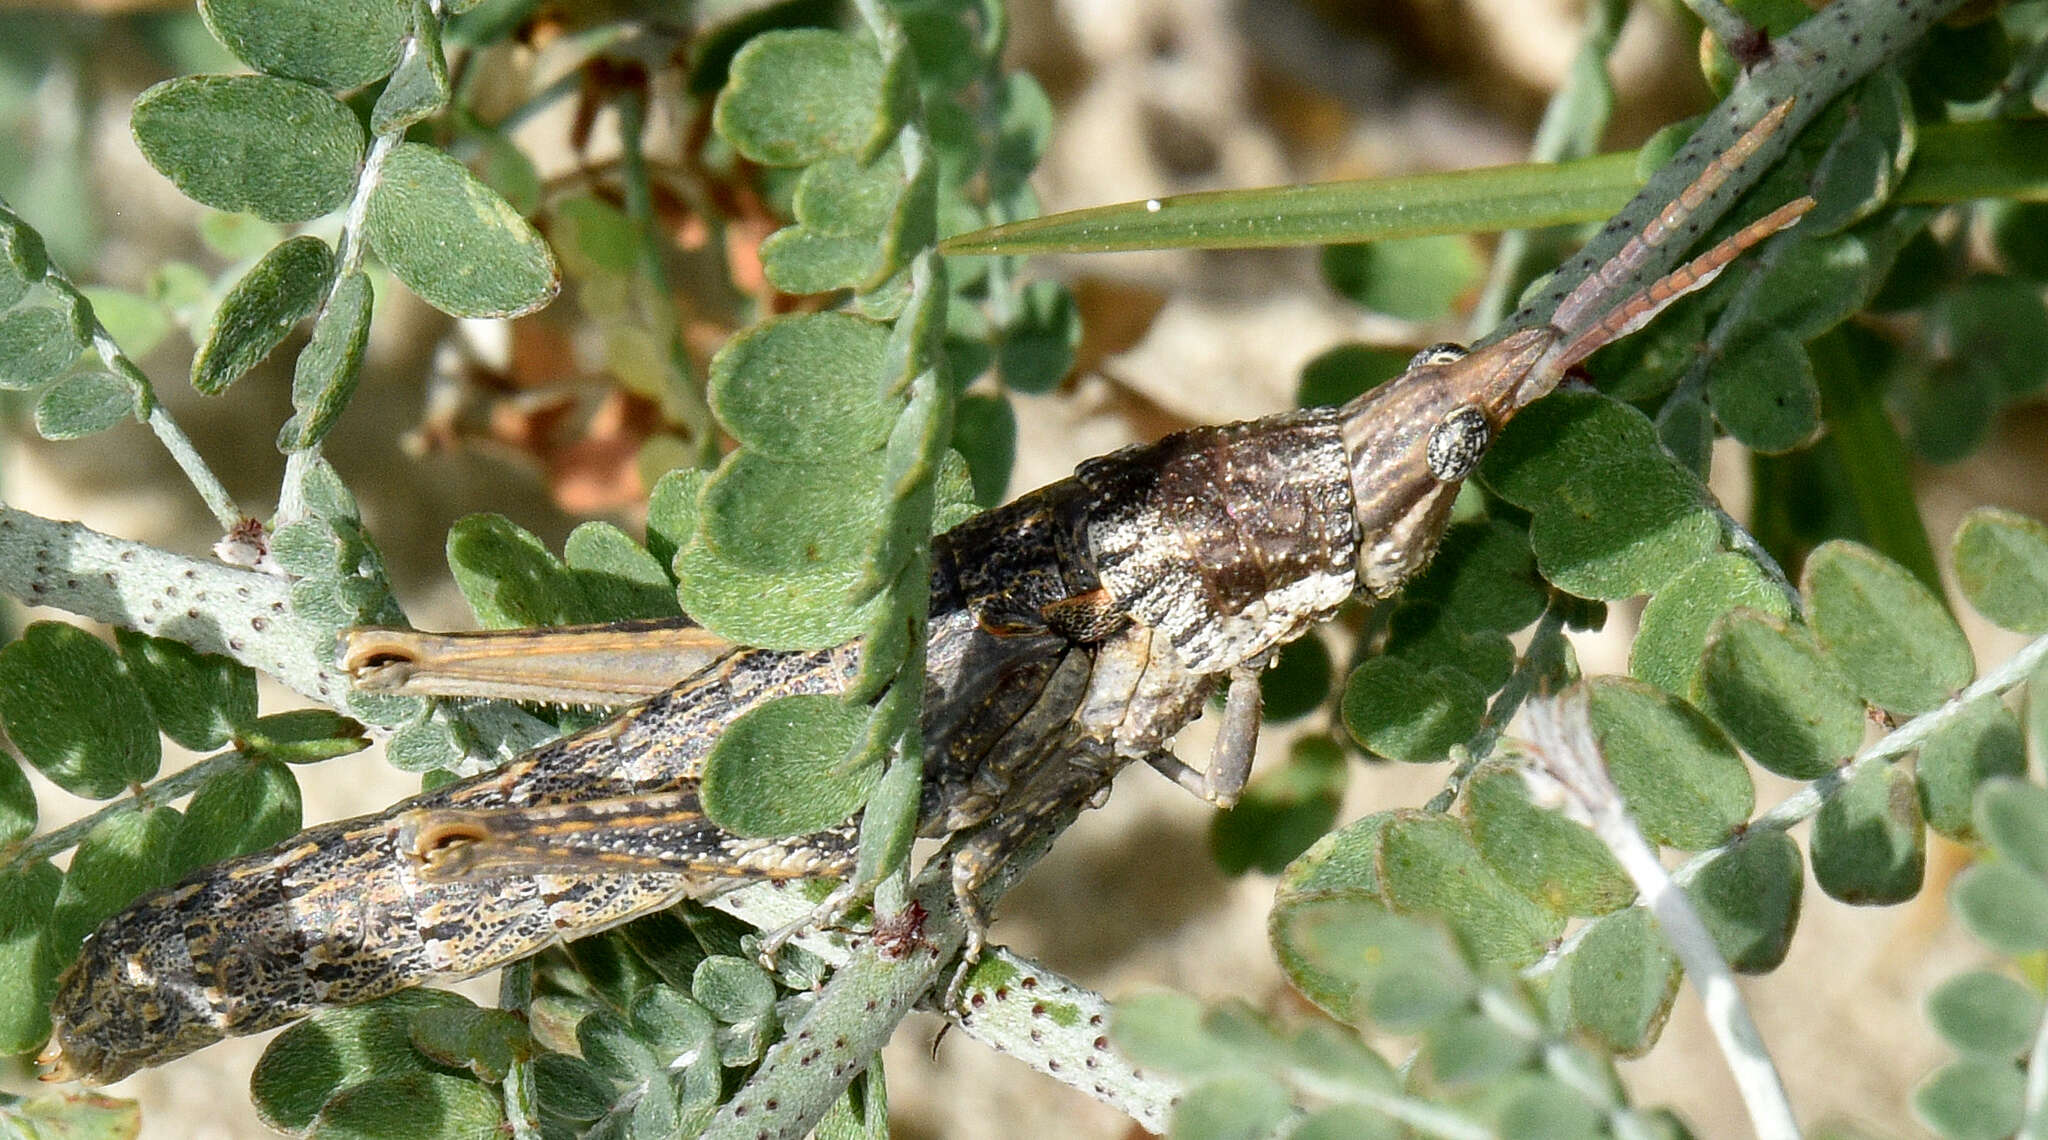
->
[42,100,1812,1086]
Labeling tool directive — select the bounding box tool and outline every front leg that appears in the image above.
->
[1141,665,1261,809]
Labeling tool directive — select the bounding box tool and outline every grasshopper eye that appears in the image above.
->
[1426,405,1491,482]
[1409,342,1468,369]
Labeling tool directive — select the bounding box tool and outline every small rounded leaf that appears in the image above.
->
[191,235,336,396]
[251,990,476,1133]
[1953,861,2048,955]
[281,271,374,450]
[1171,1072,1293,1140]
[1953,508,2048,634]
[709,313,894,460]
[700,693,874,837]
[1323,234,1484,322]
[49,804,182,959]
[1631,553,1793,696]
[1708,329,1821,454]
[1342,659,1487,763]
[1914,1058,2025,1140]
[199,0,409,90]
[1587,677,1754,850]
[1687,830,1803,972]
[113,628,257,751]
[0,860,61,1053]
[1976,779,2048,878]
[1810,759,1925,905]
[0,623,160,799]
[1376,811,1564,967]
[1563,907,1680,1056]
[170,759,303,872]
[714,30,884,166]
[0,207,49,308]
[1699,610,1865,780]
[34,372,137,440]
[1462,761,1633,916]
[365,142,559,319]
[1529,456,1720,600]
[307,1072,502,1139]
[1917,698,2026,841]
[1804,540,1974,715]
[0,307,85,391]
[1401,519,1548,635]
[131,75,365,222]
[1479,390,1660,510]
[1268,895,1477,1032]
[1927,971,2041,1058]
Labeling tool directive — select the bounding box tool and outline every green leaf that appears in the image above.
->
[701,693,874,837]
[1953,861,2048,955]
[370,1,448,134]
[675,539,872,650]
[952,391,1016,507]
[1698,610,1865,780]
[131,75,365,222]
[529,1052,613,1124]
[251,990,477,1133]
[281,271,374,450]
[0,206,49,308]
[407,1006,528,1082]
[191,235,336,395]
[243,709,371,764]
[1917,698,2026,841]
[1810,759,1924,905]
[49,804,182,960]
[34,371,136,440]
[446,513,593,628]
[1170,1073,1291,1140]
[1401,519,1548,635]
[1563,907,1679,1056]
[759,223,880,295]
[1341,658,1487,763]
[308,1071,502,1139]
[1804,540,1974,715]
[1528,455,1719,600]
[365,142,559,319]
[1687,830,1803,972]
[794,145,907,237]
[1586,677,1754,850]
[0,623,160,798]
[113,628,257,751]
[564,522,680,619]
[1927,971,2041,1058]
[1258,633,1334,723]
[0,860,61,1053]
[171,759,303,870]
[1708,330,1820,454]
[1110,991,1241,1078]
[1736,230,1878,341]
[1929,275,2048,400]
[1990,200,2048,281]
[80,287,170,357]
[995,279,1080,395]
[1462,761,1633,916]
[1209,735,1346,876]
[1376,811,1563,967]
[1977,779,2048,878]
[1913,1058,2025,1140]
[1269,895,1477,1031]
[698,450,886,575]
[1421,1010,1532,1087]
[1383,603,1514,692]
[0,754,32,846]
[0,306,86,390]
[1296,342,1409,409]
[1953,508,2048,634]
[714,30,884,167]
[709,313,894,460]
[199,0,409,90]
[1631,553,1793,697]
[1480,390,1657,509]
[1323,234,1483,321]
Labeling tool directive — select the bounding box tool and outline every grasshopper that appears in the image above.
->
[41,99,1812,1086]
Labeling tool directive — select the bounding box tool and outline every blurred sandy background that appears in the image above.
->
[4,0,2046,1136]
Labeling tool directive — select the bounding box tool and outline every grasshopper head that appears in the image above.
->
[1336,327,1555,597]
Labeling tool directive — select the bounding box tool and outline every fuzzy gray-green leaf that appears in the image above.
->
[1563,906,1679,1057]
[0,206,48,308]
[700,693,873,837]
[1915,1058,2025,1140]
[709,313,894,461]
[131,74,365,222]
[0,623,160,799]
[1698,610,1865,780]
[171,759,303,870]
[281,271,373,450]
[1631,553,1792,696]
[1587,677,1753,851]
[1376,811,1563,967]
[0,306,85,391]
[34,371,136,440]
[1708,329,1821,454]
[714,30,884,167]
[49,804,182,961]
[1927,971,2041,1058]
[1810,759,1924,905]
[191,235,335,395]
[365,142,559,319]
[1462,761,1633,916]
[1342,658,1487,763]
[251,990,477,1133]
[199,0,409,90]
[1529,455,1720,600]
[1952,508,2048,634]
[0,860,60,1053]
[370,1,448,134]
[1804,540,1974,715]
[1916,698,2025,841]
[1687,830,1803,972]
